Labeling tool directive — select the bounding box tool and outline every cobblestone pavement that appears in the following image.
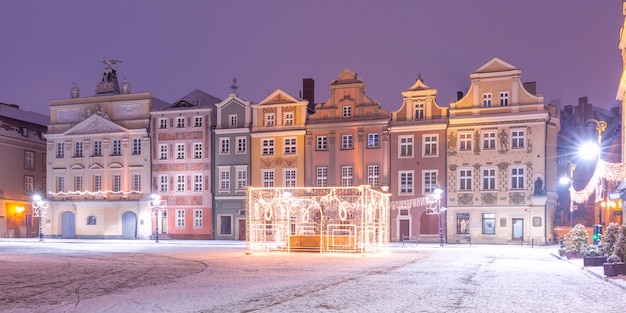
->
[0,239,624,313]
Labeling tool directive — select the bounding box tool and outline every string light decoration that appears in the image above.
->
[245,186,390,254]
[569,159,626,203]
[47,190,142,199]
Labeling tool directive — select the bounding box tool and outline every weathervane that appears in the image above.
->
[230,78,239,94]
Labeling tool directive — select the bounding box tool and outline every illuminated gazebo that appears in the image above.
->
[245,186,390,254]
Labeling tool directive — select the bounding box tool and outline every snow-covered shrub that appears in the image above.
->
[564,223,590,254]
[606,254,622,263]
[612,224,626,263]
[583,245,603,257]
[602,222,620,257]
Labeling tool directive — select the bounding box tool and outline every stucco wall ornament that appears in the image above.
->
[509,192,525,205]
[457,193,473,206]
[498,129,509,154]
[481,193,497,205]
[447,132,457,155]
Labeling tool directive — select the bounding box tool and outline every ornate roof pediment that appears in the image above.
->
[257,89,300,106]
[473,57,518,74]
[64,114,127,135]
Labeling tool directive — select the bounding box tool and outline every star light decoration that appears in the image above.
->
[569,159,626,203]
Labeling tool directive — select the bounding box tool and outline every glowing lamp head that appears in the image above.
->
[33,194,41,202]
[579,141,600,160]
[559,176,571,185]
[434,187,444,196]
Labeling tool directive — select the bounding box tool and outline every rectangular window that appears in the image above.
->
[459,169,472,191]
[341,166,353,187]
[194,116,203,127]
[511,167,525,190]
[316,167,328,187]
[265,113,275,127]
[499,91,509,106]
[220,169,230,191]
[219,215,232,235]
[342,105,352,118]
[176,143,185,159]
[25,151,34,169]
[423,135,437,156]
[24,176,34,194]
[236,137,247,154]
[74,175,83,192]
[482,93,492,107]
[220,138,230,155]
[367,165,379,187]
[482,131,496,150]
[194,143,203,159]
[176,209,185,228]
[112,139,121,156]
[482,213,496,234]
[236,169,247,190]
[159,175,168,192]
[284,112,294,126]
[176,175,185,192]
[482,168,496,190]
[229,114,238,127]
[159,118,167,129]
[399,136,413,157]
[459,132,472,151]
[159,144,168,160]
[75,141,83,157]
[177,117,185,128]
[262,139,274,156]
[414,103,425,120]
[132,138,141,155]
[132,174,141,192]
[511,129,525,149]
[316,136,328,150]
[424,170,438,193]
[262,170,274,187]
[93,140,102,157]
[367,133,379,148]
[112,174,121,192]
[56,176,64,193]
[457,213,470,234]
[284,169,296,187]
[341,135,353,149]
[194,209,203,228]
[399,171,413,194]
[56,142,65,158]
[284,138,296,155]
[194,174,203,192]
[93,175,102,192]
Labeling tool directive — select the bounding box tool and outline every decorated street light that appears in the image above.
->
[150,194,167,243]
[32,194,48,241]
[434,187,446,247]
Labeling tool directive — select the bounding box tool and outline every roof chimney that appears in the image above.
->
[303,78,315,113]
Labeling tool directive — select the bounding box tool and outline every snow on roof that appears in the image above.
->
[0,102,49,125]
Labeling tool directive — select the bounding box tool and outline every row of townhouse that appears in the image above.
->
[36,57,559,244]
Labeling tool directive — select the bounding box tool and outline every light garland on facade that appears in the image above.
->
[570,159,626,203]
[48,190,143,197]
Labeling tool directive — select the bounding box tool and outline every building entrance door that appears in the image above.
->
[399,219,409,240]
[512,218,524,241]
[122,211,137,239]
[61,211,75,238]
[238,219,246,240]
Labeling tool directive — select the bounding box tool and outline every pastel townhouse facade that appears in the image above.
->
[0,103,48,238]
[250,89,308,188]
[305,69,390,190]
[45,89,155,239]
[150,90,219,239]
[213,92,252,240]
[446,57,560,245]
[388,76,449,242]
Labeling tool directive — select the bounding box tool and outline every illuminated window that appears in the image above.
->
[482,131,496,150]
[458,168,472,191]
[399,136,413,157]
[482,168,496,190]
[482,213,496,234]
[399,171,413,194]
[457,213,470,234]
[459,132,472,151]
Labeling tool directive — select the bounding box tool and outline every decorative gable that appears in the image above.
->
[473,57,519,75]
[257,89,300,106]
[64,114,128,135]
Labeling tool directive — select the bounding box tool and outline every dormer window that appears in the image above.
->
[342,106,352,118]
[499,91,509,106]
[482,93,492,107]
[265,113,275,127]
[414,103,424,120]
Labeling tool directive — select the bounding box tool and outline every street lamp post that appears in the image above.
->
[585,119,607,226]
[150,194,167,243]
[565,161,576,227]
[32,195,48,241]
[434,187,445,247]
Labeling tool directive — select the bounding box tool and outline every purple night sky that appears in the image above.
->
[0,1,623,116]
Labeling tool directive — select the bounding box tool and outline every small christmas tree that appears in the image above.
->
[564,223,590,254]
